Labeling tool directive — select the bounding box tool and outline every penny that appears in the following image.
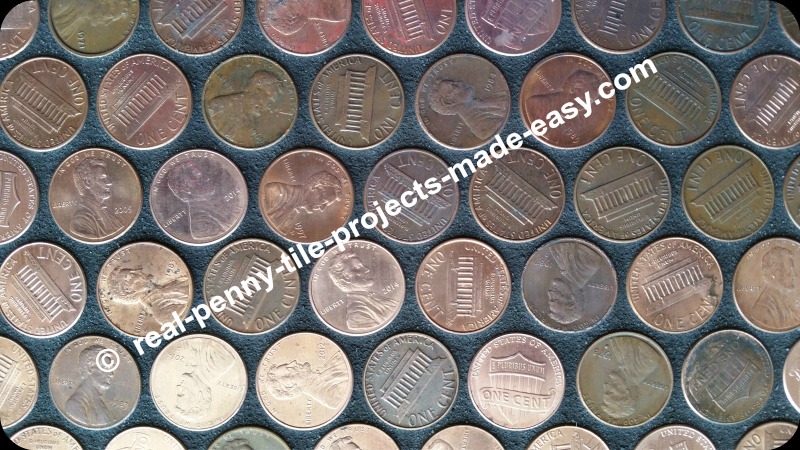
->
[785,155,800,229]
[466,0,559,56]
[522,238,617,332]
[364,332,457,429]
[626,52,720,147]
[779,4,800,46]
[421,425,502,449]
[50,335,140,429]
[11,425,82,450]
[210,426,289,450]
[310,54,404,149]
[259,148,354,243]
[310,240,404,335]
[50,148,142,244]
[203,55,297,149]
[635,425,715,450]
[151,334,247,431]
[577,332,672,427]
[628,237,723,333]
[106,427,185,450]
[363,0,456,56]
[49,0,138,56]
[0,242,86,338]
[417,53,510,149]
[257,332,352,429]
[520,53,615,149]
[0,150,37,244]
[151,149,247,245]
[0,57,87,150]
[470,147,564,241]
[0,1,39,60]
[258,0,350,55]
[151,0,243,55]
[735,422,798,450]
[416,238,511,333]
[98,54,191,150]
[683,329,772,423]
[731,54,800,149]
[575,147,670,242]
[0,336,37,428]
[573,0,665,53]
[527,426,609,450]
[783,339,800,413]
[684,146,773,241]
[364,148,458,243]
[315,423,398,450]
[677,0,768,53]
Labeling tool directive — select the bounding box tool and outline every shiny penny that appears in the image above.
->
[677,0,769,53]
[573,0,665,53]
[151,0,243,55]
[779,4,800,46]
[520,53,615,149]
[0,1,39,59]
[735,422,798,450]
[257,332,352,429]
[577,332,672,427]
[315,423,398,450]
[522,238,617,332]
[210,426,289,450]
[151,149,247,245]
[259,0,350,55]
[575,147,670,242]
[0,57,87,150]
[0,242,86,338]
[683,329,772,423]
[422,425,502,450]
[527,426,609,450]
[98,54,191,150]
[364,332,457,429]
[417,53,510,149]
[106,427,185,450]
[783,339,800,413]
[0,150,37,244]
[363,0,456,56]
[785,155,800,229]
[416,238,511,333]
[0,336,37,428]
[151,334,247,431]
[635,425,715,450]
[11,425,82,450]
[49,0,138,56]
[466,0,560,55]
[259,148,353,243]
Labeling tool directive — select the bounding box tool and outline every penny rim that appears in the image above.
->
[106,427,185,450]
[0,150,38,245]
[784,154,800,230]
[571,0,665,54]
[151,0,244,56]
[0,1,40,60]
[11,425,82,449]
[48,0,139,57]
[258,0,351,56]
[362,0,456,57]
[465,0,560,56]
[209,426,289,450]
[315,423,398,450]
[676,0,769,55]
[0,336,38,428]
[783,339,800,413]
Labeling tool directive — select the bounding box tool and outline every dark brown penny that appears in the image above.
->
[151,0,243,55]
[0,1,39,60]
[677,0,769,53]
[363,0,456,56]
[0,336,37,428]
[735,422,798,450]
[11,425,82,449]
[106,427,185,450]
[49,0,138,56]
[315,424,398,450]
[786,155,800,230]
[779,4,800,46]
[573,0,665,53]
[635,425,715,450]
[422,425,502,449]
[527,426,609,450]
[466,0,560,56]
[0,150,37,244]
[259,0,351,55]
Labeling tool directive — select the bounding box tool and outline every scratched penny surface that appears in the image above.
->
[106,427,185,450]
[362,0,456,56]
[0,1,39,60]
[0,336,37,428]
[256,332,352,430]
[151,0,243,55]
[466,0,560,56]
[634,425,715,450]
[315,423,398,450]
[783,339,800,413]
[421,425,502,449]
[97,54,191,150]
[11,425,82,449]
[0,150,37,245]
[364,332,457,429]
[209,426,289,450]
[779,4,800,46]
[677,0,769,53]
[573,0,665,53]
[0,242,86,338]
[258,0,350,55]
[527,426,609,450]
[785,155,800,230]
[0,57,87,150]
[735,422,798,450]
[49,0,138,56]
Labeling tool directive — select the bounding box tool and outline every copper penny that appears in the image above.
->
[210,426,289,450]
[0,242,86,338]
[364,332,457,429]
[785,155,800,229]
[577,332,672,427]
[151,149,247,245]
[50,148,142,244]
[0,150,37,244]
[257,332,352,429]
[735,422,798,449]
[683,146,773,241]
[635,425,715,450]
[677,0,769,53]
[151,0,243,55]
[417,53,510,149]
[0,57,87,150]
[315,423,398,450]
[259,148,354,243]
[779,4,800,46]
[0,1,39,60]
[203,54,297,149]
[627,237,723,333]
[106,427,185,450]
[98,54,191,150]
[575,147,670,242]
[49,0,138,56]
[363,0,456,56]
[527,426,609,450]
[0,336,37,428]
[522,238,617,332]
[422,425,502,449]
[416,238,511,333]
[466,0,560,56]
[258,0,350,55]
[520,53,615,149]
[783,339,800,413]
[573,0,665,53]
[11,425,82,449]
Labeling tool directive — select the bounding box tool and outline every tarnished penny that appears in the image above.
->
[466,0,559,55]
[573,0,665,53]
[422,425,502,449]
[0,57,87,150]
[50,335,140,429]
[0,336,37,428]
[683,146,773,241]
[50,148,142,244]
[577,332,672,427]
[151,149,247,245]
[735,422,798,450]
[779,4,800,46]
[683,329,773,423]
[363,0,456,56]
[527,426,609,450]
[257,332,352,429]
[785,155,800,229]
[11,425,82,450]
[151,0,243,55]
[470,147,564,241]
[259,0,350,55]
[731,54,800,149]
[733,238,800,333]
[783,339,800,413]
[315,423,398,450]
[626,52,720,146]
[98,54,191,150]
[677,0,768,53]
[0,150,37,244]
[310,240,404,335]
[259,149,354,243]
[469,333,564,430]
[151,334,247,431]
[635,425,715,450]
[364,332,457,429]
[416,238,511,333]
[0,242,86,338]
[203,55,297,149]
[49,0,138,56]
[520,53,615,149]
[97,242,192,337]
[210,426,289,450]
[106,427,185,450]
[522,238,617,332]
[417,53,510,149]
[0,1,39,60]
[628,237,723,333]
